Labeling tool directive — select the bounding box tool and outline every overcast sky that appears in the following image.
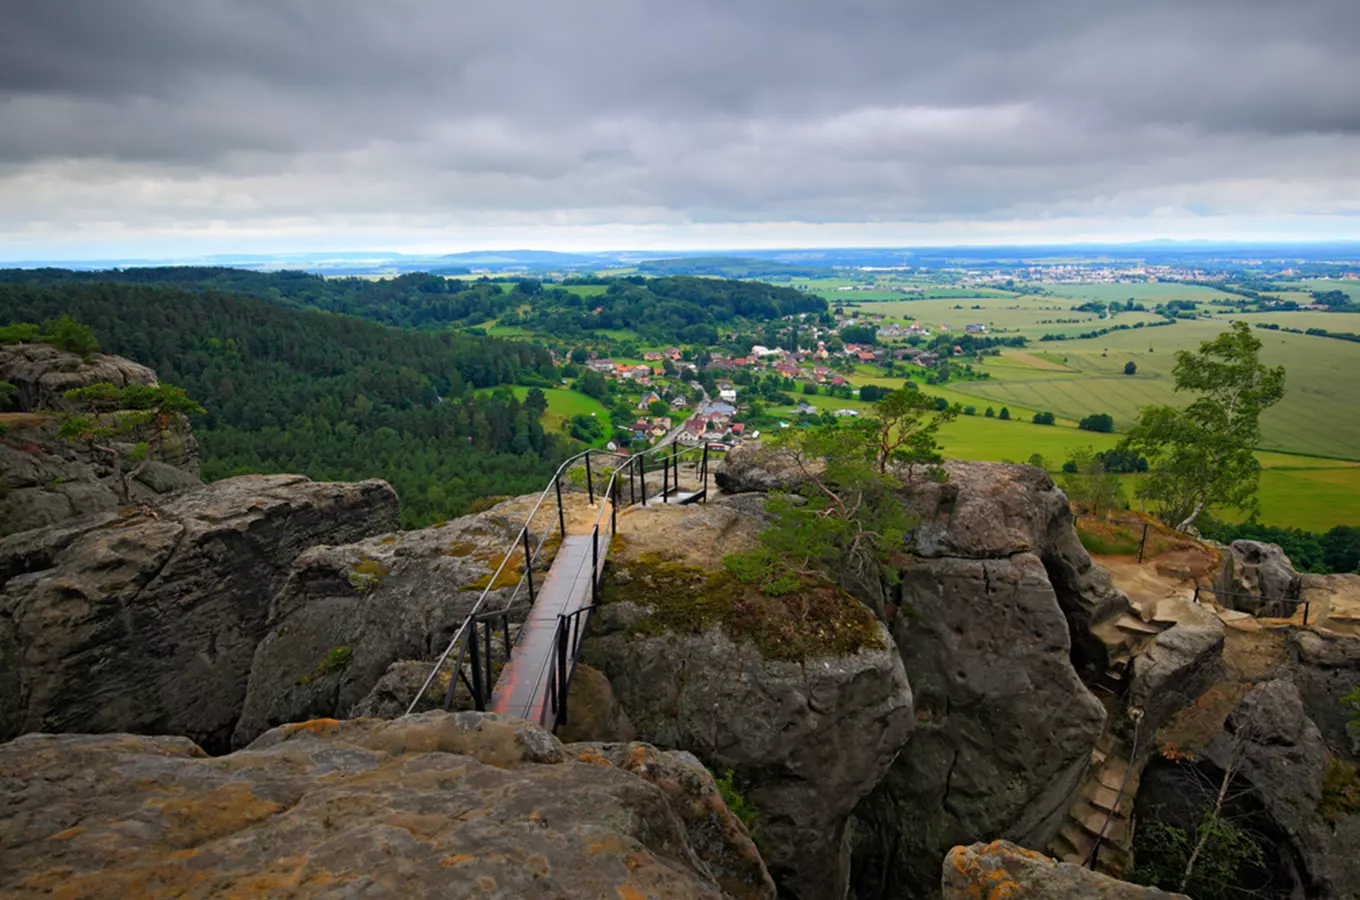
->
[3,0,1359,258]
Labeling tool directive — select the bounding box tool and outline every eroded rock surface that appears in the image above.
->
[1215,540,1302,614]
[0,711,771,899]
[0,474,398,751]
[233,506,529,746]
[1291,629,1360,760]
[584,500,914,900]
[1205,680,1360,899]
[0,343,201,535]
[1128,605,1225,735]
[941,841,1187,899]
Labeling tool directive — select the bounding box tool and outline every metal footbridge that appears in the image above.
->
[407,440,714,730]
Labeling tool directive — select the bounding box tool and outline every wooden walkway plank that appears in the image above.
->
[488,534,599,725]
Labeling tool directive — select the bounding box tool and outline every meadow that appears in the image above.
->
[475,386,611,438]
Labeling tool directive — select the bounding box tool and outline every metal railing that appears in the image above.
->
[406,438,712,722]
[1192,585,1311,625]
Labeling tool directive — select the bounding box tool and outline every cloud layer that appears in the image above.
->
[3,0,1359,254]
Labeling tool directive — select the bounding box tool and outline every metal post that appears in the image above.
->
[1192,585,1200,605]
[484,615,494,696]
[500,611,511,658]
[555,476,566,537]
[468,624,484,711]
[611,476,618,535]
[671,441,678,496]
[585,453,594,504]
[629,457,636,505]
[640,453,648,506]
[1303,601,1310,625]
[591,524,599,602]
[556,619,570,725]
[701,443,709,502]
[1138,523,1148,564]
[522,528,536,605]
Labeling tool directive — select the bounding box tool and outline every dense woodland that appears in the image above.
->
[0,278,567,528]
[0,268,827,344]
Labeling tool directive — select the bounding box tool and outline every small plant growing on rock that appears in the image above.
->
[59,382,204,504]
[712,769,759,830]
[349,557,391,592]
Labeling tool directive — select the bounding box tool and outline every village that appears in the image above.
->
[567,311,993,456]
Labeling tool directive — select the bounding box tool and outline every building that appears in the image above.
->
[719,387,738,403]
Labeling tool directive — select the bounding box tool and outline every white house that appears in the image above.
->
[719,388,738,403]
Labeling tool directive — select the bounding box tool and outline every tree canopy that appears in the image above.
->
[1120,321,1285,532]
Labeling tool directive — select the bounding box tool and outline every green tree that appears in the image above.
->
[999,407,1011,420]
[1124,361,1138,375]
[1120,322,1285,532]
[1033,411,1055,425]
[42,315,100,356]
[647,399,669,417]
[0,380,17,411]
[575,370,609,400]
[866,388,958,474]
[1078,412,1115,433]
[1060,447,1125,516]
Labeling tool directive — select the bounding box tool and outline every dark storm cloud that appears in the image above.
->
[2,0,1359,238]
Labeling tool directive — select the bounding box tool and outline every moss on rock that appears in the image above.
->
[601,556,884,662]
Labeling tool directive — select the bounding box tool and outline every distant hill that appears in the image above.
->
[633,256,827,278]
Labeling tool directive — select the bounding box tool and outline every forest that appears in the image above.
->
[0,279,568,528]
[0,268,827,343]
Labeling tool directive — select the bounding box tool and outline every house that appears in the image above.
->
[643,351,664,361]
[830,375,847,387]
[637,391,661,409]
[666,347,682,360]
[952,345,964,357]
[670,395,688,410]
[729,423,746,436]
[719,388,738,403]
[796,400,816,415]
[965,324,987,334]
[856,351,876,362]
[833,408,861,417]
[586,359,615,373]
[701,402,737,417]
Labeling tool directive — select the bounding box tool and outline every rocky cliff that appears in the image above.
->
[0,711,775,899]
[0,474,398,751]
[1,343,202,536]
[581,497,915,900]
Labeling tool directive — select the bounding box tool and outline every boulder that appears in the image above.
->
[1215,540,1301,615]
[1291,629,1360,760]
[571,742,777,900]
[0,342,158,413]
[852,552,1108,898]
[0,474,398,752]
[714,441,815,494]
[583,502,914,900]
[557,663,637,744]
[0,711,772,899]
[232,506,528,746]
[941,841,1188,899]
[1205,680,1360,899]
[1127,606,1225,735]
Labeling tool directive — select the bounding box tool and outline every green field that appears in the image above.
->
[1235,310,1360,332]
[851,296,1165,340]
[935,319,1360,460]
[1039,283,1242,304]
[475,386,611,441]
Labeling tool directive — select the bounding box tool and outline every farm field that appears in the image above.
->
[1292,279,1360,300]
[851,296,1164,340]
[1039,283,1241,304]
[948,320,1360,460]
[1234,310,1360,332]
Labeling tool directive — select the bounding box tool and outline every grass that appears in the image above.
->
[474,386,612,441]
[945,318,1360,461]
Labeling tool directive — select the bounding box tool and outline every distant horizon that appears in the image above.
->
[8,237,1360,270]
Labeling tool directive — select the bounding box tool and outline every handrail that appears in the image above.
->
[405,437,708,715]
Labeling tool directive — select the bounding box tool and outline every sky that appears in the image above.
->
[3,0,1360,260]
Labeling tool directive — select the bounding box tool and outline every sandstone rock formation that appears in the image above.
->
[1290,629,1360,760]
[941,841,1187,899]
[1127,605,1225,735]
[0,474,398,751]
[1204,680,1360,898]
[0,711,773,899]
[0,343,201,535]
[1215,540,1302,614]
[582,499,915,900]
[232,505,530,746]
[0,341,159,412]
